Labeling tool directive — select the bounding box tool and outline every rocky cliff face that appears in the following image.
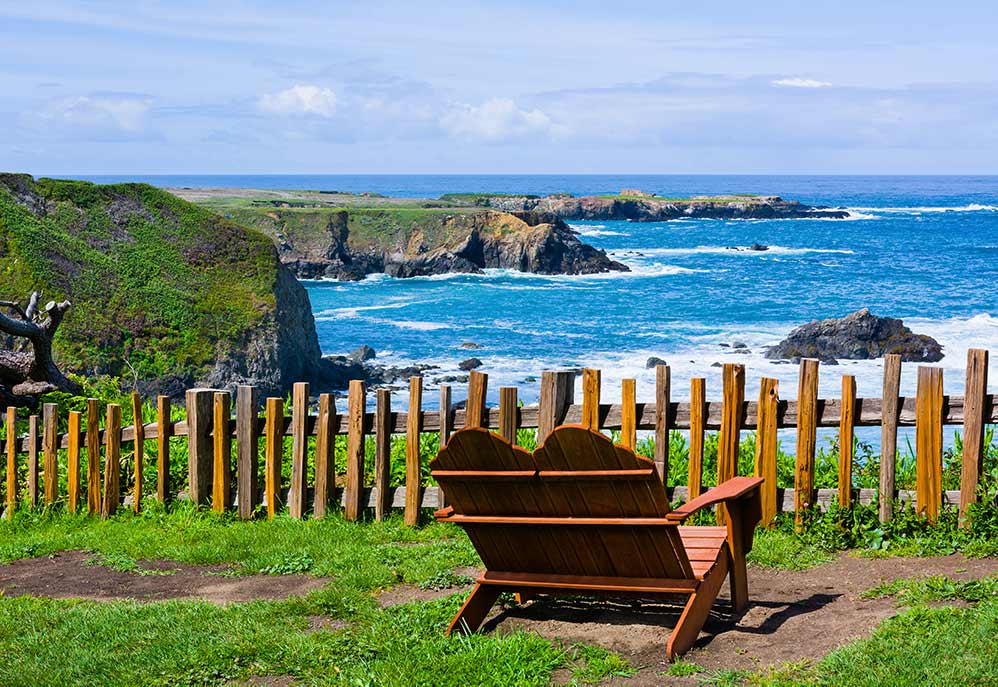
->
[0,174,326,397]
[234,208,628,281]
[467,194,850,221]
[765,309,944,363]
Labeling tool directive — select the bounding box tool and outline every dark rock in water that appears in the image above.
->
[718,343,731,348]
[711,362,723,368]
[459,357,483,371]
[765,308,943,362]
[349,345,376,362]
[732,341,748,349]
[433,374,469,384]
[822,357,839,366]
[459,342,483,349]
[646,356,668,369]
[523,376,537,383]
[730,349,751,355]
[748,243,769,252]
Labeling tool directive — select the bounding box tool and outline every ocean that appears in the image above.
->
[73,174,998,445]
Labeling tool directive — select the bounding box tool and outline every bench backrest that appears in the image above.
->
[431,425,694,579]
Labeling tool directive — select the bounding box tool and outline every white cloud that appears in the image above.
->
[40,94,151,132]
[259,84,337,116]
[772,77,833,88]
[440,97,557,140]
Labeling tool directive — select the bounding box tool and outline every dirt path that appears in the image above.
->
[482,554,998,685]
[0,551,332,604]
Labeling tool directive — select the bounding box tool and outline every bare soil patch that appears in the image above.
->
[0,550,333,604]
[473,554,998,685]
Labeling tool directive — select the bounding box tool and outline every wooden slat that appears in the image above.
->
[67,411,81,514]
[755,378,778,527]
[404,377,422,525]
[42,403,58,505]
[185,388,215,506]
[374,388,392,521]
[156,396,171,505]
[688,378,705,500]
[960,349,989,525]
[86,398,101,515]
[313,393,336,520]
[131,392,144,513]
[499,387,518,444]
[27,415,38,508]
[212,391,232,513]
[654,364,671,482]
[235,386,258,519]
[345,380,367,522]
[581,368,601,430]
[264,397,283,519]
[839,375,856,508]
[438,384,452,509]
[794,359,819,527]
[5,407,17,519]
[620,378,636,450]
[102,404,121,519]
[288,382,309,519]
[465,370,488,429]
[916,367,944,523]
[879,354,902,523]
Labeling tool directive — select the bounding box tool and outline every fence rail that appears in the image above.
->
[1,351,994,528]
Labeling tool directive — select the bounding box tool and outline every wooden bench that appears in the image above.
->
[431,424,763,659]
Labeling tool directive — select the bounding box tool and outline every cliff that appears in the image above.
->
[443,192,850,221]
[0,174,325,396]
[223,207,628,281]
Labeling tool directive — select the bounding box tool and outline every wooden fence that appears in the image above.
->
[1,350,995,528]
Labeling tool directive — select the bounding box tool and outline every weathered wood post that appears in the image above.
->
[717,364,745,525]
[212,391,232,513]
[438,384,452,509]
[156,396,171,505]
[185,388,216,506]
[879,354,902,523]
[264,397,284,519]
[538,371,574,444]
[915,367,943,523]
[654,364,671,482]
[132,391,144,513]
[960,349,989,526]
[288,382,309,519]
[620,379,637,450]
[42,403,58,505]
[499,386,518,444]
[313,393,336,520]
[794,359,819,528]
[688,378,706,500]
[404,377,422,526]
[5,407,17,519]
[374,389,392,521]
[86,398,101,514]
[581,369,601,430]
[27,414,38,508]
[102,404,121,518]
[755,378,779,526]
[235,386,259,519]
[839,375,856,508]
[465,371,488,429]
[345,380,367,522]
[67,411,82,513]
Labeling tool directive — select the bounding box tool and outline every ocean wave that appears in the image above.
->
[376,319,451,331]
[616,245,854,257]
[315,300,420,320]
[847,204,998,214]
[569,224,630,237]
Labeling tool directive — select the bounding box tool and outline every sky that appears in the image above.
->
[2,1,998,174]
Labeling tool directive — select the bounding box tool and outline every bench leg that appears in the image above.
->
[448,583,502,636]
[514,592,536,604]
[666,552,729,661]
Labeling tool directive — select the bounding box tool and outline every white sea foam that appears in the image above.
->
[373,319,452,331]
[616,245,854,257]
[848,204,998,214]
[569,224,630,237]
[314,300,419,320]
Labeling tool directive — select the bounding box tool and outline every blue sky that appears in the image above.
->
[2,1,998,174]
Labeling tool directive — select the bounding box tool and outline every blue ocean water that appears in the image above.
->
[73,175,998,429]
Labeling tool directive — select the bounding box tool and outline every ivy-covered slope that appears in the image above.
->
[0,174,322,395]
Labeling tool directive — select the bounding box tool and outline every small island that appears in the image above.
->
[170,187,848,281]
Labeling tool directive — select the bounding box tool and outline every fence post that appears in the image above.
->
[438,384,452,509]
[313,393,336,520]
[717,364,745,525]
[345,380,367,522]
[404,377,422,526]
[185,388,215,505]
[264,397,283,519]
[43,403,58,505]
[235,386,258,519]
[465,370,488,429]
[27,414,38,508]
[879,354,902,523]
[132,391,144,514]
[5,407,16,519]
[102,404,121,519]
[213,391,232,514]
[916,367,943,523]
[654,364,671,482]
[960,349,989,526]
[86,398,101,515]
[156,396,171,505]
[287,382,309,519]
[581,369,601,431]
[839,375,856,508]
[794,359,819,528]
[621,379,637,450]
[498,387,518,444]
[538,371,574,444]
[374,389,392,521]
[688,378,706,501]
[755,378,779,526]
[67,411,82,514]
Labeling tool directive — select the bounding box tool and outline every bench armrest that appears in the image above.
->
[666,476,764,523]
[434,506,455,520]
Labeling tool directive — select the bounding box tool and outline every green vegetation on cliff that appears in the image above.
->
[0,174,319,392]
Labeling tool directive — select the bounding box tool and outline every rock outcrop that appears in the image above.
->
[460,193,849,221]
[765,309,944,363]
[234,208,628,281]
